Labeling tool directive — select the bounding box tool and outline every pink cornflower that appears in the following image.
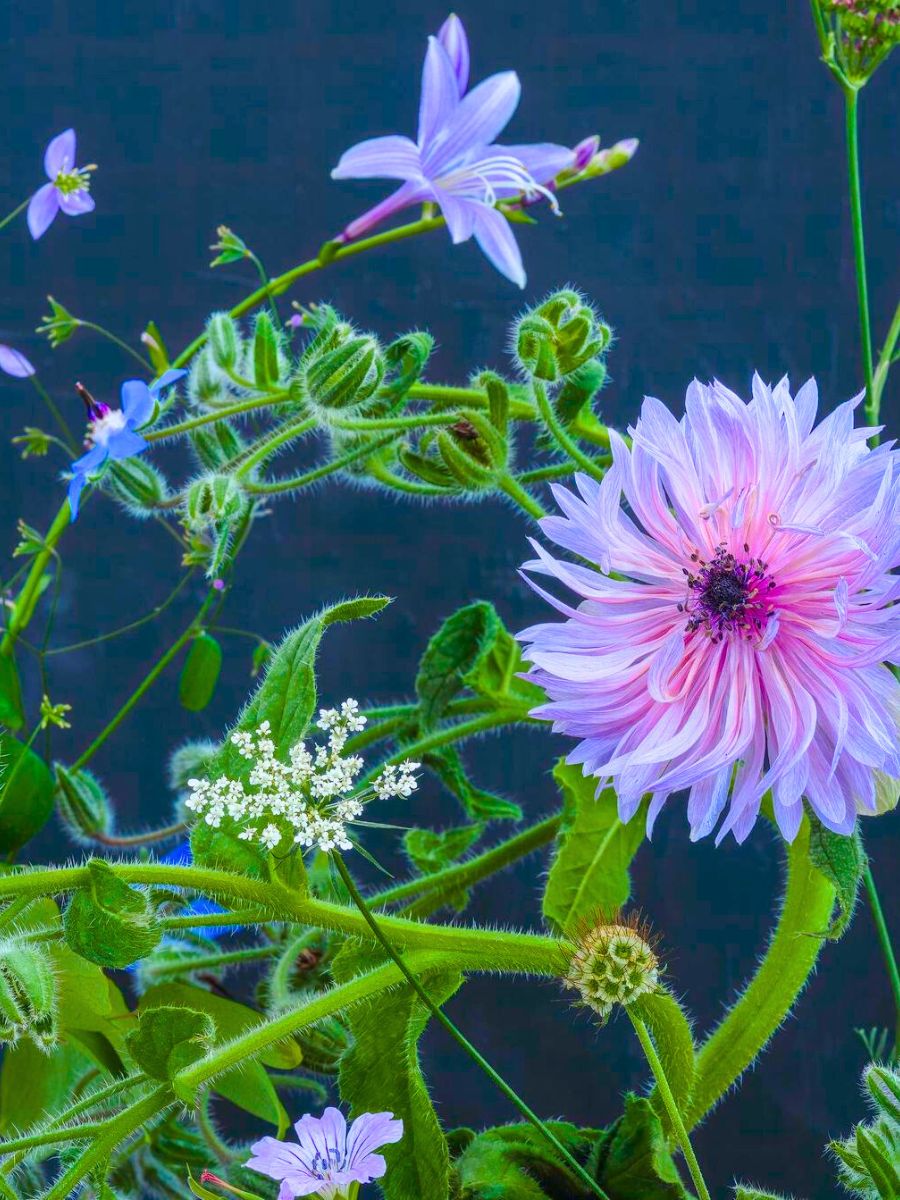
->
[520,376,899,843]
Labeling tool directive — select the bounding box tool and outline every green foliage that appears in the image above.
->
[127,1005,216,1082]
[0,939,57,1049]
[543,763,646,935]
[54,763,114,845]
[424,747,522,822]
[63,859,162,968]
[453,1121,601,1198]
[179,632,224,712]
[632,992,697,1134]
[588,1096,687,1199]
[251,311,282,390]
[0,732,55,855]
[0,653,26,730]
[208,312,241,370]
[734,1188,796,1200]
[378,331,434,405]
[830,1062,900,1199]
[404,824,483,875]
[807,811,866,939]
[336,944,461,1200]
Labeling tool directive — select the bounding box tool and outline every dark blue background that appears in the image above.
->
[1,2,897,1195]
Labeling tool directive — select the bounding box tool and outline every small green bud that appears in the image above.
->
[397,445,458,491]
[435,410,508,492]
[105,457,170,516]
[865,1063,900,1123]
[209,224,252,267]
[185,473,246,531]
[293,1015,354,1076]
[168,739,221,791]
[207,312,241,371]
[306,336,384,412]
[55,763,114,845]
[0,938,58,1050]
[36,295,79,348]
[190,419,247,470]
[188,349,232,408]
[514,290,611,382]
[251,312,283,390]
[473,370,510,435]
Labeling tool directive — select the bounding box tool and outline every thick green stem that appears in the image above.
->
[498,473,547,520]
[144,393,289,442]
[533,381,608,483]
[686,819,836,1129]
[863,863,900,1043]
[334,855,610,1200]
[844,87,876,431]
[0,501,71,657]
[629,1013,711,1200]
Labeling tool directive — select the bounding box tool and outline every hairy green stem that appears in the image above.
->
[245,432,396,495]
[334,854,610,1200]
[498,473,547,520]
[686,819,836,1128]
[144,393,289,442]
[234,416,316,479]
[630,1013,711,1200]
[533,381,608,483]
[863,863,900,1043]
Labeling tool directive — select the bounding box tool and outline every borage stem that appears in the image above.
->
[843,86,876,430]
[333,854,610,1200]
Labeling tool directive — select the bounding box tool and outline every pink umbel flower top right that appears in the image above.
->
[520,376,899,844]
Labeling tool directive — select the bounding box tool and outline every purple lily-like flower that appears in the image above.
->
[28,129,96,241]
[0,345,35,378]
[332,14,579,288]
[247,1107,404,1199]
[66,368,185,519]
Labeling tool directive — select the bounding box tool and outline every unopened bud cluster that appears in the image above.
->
[565,920,660,1021]
[0,935,57,1051]
[515,289,611,383]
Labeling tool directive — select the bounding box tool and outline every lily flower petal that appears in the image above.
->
[342,179,432,242]
[331,134,422,181]
[44,129,77,179]
[433,190,479,242]
[424,69,521,174]
[438,13,470,95]
[27,183,61,240]
[472,204,526,288]
[418,36,461,148]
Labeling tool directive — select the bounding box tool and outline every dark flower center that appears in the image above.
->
[679,544,776,643]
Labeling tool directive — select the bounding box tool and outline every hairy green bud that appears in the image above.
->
[250,311,284,390]
[515,290,611,382]
[436,410,508,492]
[0,938,58,1050]
[294,1014,354,1075]
[105,457,170,517]
[185,473,246,531]
[190,419,247,471]
[54,763,114,845]
[168,739,221,791]
[188,348,232,409]
[306,336,385,413]
[207,312,241,371]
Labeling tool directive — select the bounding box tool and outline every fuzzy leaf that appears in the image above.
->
[734,1188,795,1200]
[415,602,502,728]
[336,944,461,1200]
[63,859,162,968]
[807,811,865,939]
[454,1122,601,1198]
[590,1096,687,1198]
[127,1005,215,1081]
[543,762,646,935]
[0,1039,94,1134]
[0,733,55,854]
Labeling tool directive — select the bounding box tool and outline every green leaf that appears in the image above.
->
[190,821,269,880]
[179,632,224,712]
[424,747,522,822]
[404,824,483,875]
[0,1038,94,1134]
[807,811,865,939]
[590,1096,687,1199]
[856,1125,900,1198]
[453,1122,601,1198]
[0,733,55,855]
[63,859,162,968]
[127,1005,215,1083]
[336,945,461,1200]
[0,654,25,731]
[543,762,646,935]
[734,1188,795,1200]
[415,601,501,728]
[632,992,696,1134]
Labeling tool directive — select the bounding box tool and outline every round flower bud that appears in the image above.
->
[207,312,241,371]
[305,336,384,413]
[435,410,509,493]
[105,458,170,518]
[514,290,611,382]
[188,349,232,410]
[184,473,245,532]
[565,918,660,1022]
[167,739,221,791]
[54,764,114,846]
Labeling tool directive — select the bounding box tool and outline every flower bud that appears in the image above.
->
[865,1062,900,1123]
[185,473,246,531]
[305,336,384,413]
[514,290,611,382]
[55,763,114,845]
[565,917,660,1022]
[207,312,241,371]
[189,349,232,409]
[293,1014,354,1075]
[397,445,459,492]
[105,458,170,518]
[190,420,247,471]
[0,939,57,1050]
[436,410,508,492]
[168,739,221,791]
[250,312,284,390]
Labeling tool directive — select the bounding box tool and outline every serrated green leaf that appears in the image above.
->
[0,733,54,855]
[807,811,865,939]
[179,632,223,712]
[63,859,162,968]
[543,763,646,935]
[336,944,460,1200]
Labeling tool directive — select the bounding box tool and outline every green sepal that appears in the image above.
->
[179,632,224,712]
[0,732,55,855]
[734,1187,796,1200]
[105,457,171,515]
[63,859,162,968]
[807,809,866,939]
[188,1167,267,1200]
[866,1062,900,1124]
[252,312,281,390]
[208,312,240,370]
[543,762,646,935]
[307,336,384,411]
[190,419,248,470]
[397,445,457,489]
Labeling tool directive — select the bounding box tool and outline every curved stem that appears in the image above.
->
[533,381,609,483]
[844,87,876,432]
[144,393,289,442]
[333,854,610,1200]
[75,320,153,371]
[0,197,29,233]
[246,433,395,495]
[686,818,836,1129]
[28,376,78,451]
[234,416,316,479]
[629,1013,711,1200]
[91,820,187,847]
[863,863,900,1044]
[498,473,546,520]
[872,299,900,412]
[43,571,193,656]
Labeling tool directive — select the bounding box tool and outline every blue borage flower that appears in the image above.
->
[66,368,186,518]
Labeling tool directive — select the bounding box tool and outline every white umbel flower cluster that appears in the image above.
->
[185,699,419,854]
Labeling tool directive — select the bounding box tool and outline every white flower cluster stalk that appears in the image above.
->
[185,699,419,854]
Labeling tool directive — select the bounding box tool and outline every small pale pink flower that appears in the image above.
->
[520,376,899,843]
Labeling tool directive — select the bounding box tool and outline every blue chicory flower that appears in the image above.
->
[247,1107,404,1199]
[66,368,186,519]
[28,129,97,241]
[332,14,582,287]
[0,345,36,378]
